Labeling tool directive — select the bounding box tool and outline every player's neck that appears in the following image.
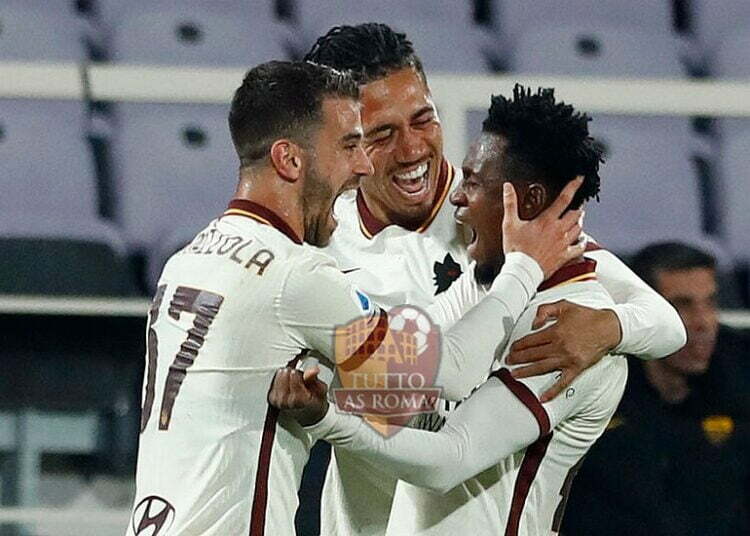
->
[233,170,305,242]
[359,185,395,227]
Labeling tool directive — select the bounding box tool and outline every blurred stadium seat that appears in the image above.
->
[0,0,88,62]
[495,0,679,63]
[0,99,100,219]
[714,24,750,77]
[585,115,727,259]
[294,0,497,72]
[717,128,750,264]
[110,102,237,279]
[692,0,750,69]
[105,0,292,66]
[509,23,685,76]
[0,212,133,296]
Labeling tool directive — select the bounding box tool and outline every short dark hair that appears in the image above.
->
[482,84,603,210]
[228,60,358,167]
[304,23,426,85]
[631,241,716,289]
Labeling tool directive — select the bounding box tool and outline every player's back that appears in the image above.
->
[387,274,628,536]
[128,206,317,535]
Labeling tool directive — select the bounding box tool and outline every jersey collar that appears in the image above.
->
[538,257,597,292]
[356,158,455,239]
[224,199,303,245]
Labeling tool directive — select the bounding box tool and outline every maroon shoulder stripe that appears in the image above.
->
[492,368,550,436]
[585,240,602,252]
[356,189,390,237]
[538,258,597,293]
[338,309,389,372]
[505,433,553,536]
[249,354,303,535]
[226,198,303,245]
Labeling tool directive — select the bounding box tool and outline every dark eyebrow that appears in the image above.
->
[411,105,435,120]
[341,131,363,144]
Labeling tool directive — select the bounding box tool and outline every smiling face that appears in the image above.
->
[450,133,507,284]
[358,67,444,229]
[303,97,373,246]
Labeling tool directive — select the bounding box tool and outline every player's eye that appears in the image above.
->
[413,114,434,126]
[367,129,392,145]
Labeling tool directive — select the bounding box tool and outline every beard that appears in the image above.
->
[302,161,335,247]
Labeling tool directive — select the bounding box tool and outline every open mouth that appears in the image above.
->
[392,162,429,199]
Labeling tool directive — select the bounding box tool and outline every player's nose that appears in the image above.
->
[450,182,467,207]
[353,146,374,177]
[395,128,428,163]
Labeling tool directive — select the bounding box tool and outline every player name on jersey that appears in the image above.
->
[183,226,275,274]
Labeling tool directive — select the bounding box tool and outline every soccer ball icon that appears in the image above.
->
[388,305,433,357]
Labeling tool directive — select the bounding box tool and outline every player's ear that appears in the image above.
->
[518,182,547,220]
[270,139,303,183]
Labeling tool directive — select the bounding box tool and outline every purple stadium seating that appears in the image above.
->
[110,103,238,263]
[0,0,88,61]
[509,23,684,76]
[584,115,728,261]
[105,0,291,66]
[717,128,750,263]
[692,0,750,69]
[0,99,99,219]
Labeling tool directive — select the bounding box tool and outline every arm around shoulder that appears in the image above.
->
[589,248,686,359]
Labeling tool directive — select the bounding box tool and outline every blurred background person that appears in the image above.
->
[562,241,750,536]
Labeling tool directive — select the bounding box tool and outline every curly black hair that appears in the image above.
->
[304,23,426,85]
[482,84,603,209]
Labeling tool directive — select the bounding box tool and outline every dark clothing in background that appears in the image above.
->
[561,325,750,536]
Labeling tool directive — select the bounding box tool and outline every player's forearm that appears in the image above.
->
[435,252,543,399]
[305,407,463,493]
[591,249,686,359]
[305,378,540,494]
[609,300,686,358]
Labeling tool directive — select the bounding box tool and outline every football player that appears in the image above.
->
[270,86,631,536]
[128,61,585,536]
[304,23,686,535]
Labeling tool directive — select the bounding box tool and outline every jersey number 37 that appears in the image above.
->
[140,284,225,433]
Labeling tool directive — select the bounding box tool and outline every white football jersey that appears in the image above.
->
[385,266,628,536]
[319,159,470,535]
[305,262,627,536]
[317,161,684,536]
[127,199,382,536]
[324,158,469,309]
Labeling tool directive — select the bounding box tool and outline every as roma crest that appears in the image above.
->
[332,305,442,437]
